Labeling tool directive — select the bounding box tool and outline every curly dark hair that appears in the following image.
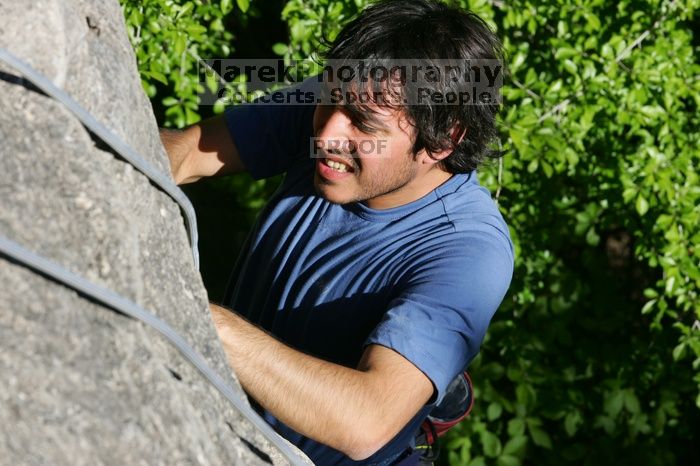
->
[322,0,505,174]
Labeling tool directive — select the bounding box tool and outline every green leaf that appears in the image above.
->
[672,342,687,361]
[585,12,601,30]
[527,159,538,173]
[511,52,526,70]
[487,402,503,420]
[541,160,553,178]
[481,431,502,458]
[636,195,649,216]
[272,43,289,55]
[563,59,578,75]
[213,99,226,114]
[665,276,676,294]
[586,227,600,246]
[641,299,657,314]
[497,455,521,466]
[503,435,527,455]
[515,384,536,410]
[555,47,577,60]
[177,3,193,18]
[528,426,552,449]
[146,70,168,85]
[236,0,250,13]
[206,71,219,95]
[564,411,581,436]
[623,389,641,414]
[605,390,624,418]
[508,418,526,437]
[174,33,187,56]
[162,96,178,106]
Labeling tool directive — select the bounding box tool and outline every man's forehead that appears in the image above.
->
[319,75,408,133]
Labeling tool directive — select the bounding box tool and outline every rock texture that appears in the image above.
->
[0,1,309,465]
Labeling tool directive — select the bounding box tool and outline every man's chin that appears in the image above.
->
[313,175,356,205]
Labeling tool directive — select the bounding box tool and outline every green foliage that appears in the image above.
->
[452,0,699,464]
[123,0,700,463]
[120,0,239,127]
[468,0,699,464]
[281,0,368,56]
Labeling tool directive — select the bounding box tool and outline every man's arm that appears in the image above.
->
[209,303,434,461]
[160,115,244,185]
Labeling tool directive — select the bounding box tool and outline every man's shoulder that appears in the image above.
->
[430,173,513,253]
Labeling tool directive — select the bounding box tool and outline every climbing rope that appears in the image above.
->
[0,48,199,269]
[0,49,306,466]
[0,236,305,465]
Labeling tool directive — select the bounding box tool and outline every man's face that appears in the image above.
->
[311,102,422,209]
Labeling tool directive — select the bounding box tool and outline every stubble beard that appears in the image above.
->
[314,154,419,206]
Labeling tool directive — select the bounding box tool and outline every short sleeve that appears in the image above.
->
[364,231,514,405]
[223,77,319,180]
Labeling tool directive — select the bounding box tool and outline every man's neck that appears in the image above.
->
[363,168,454,210]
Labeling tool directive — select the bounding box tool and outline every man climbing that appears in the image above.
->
[161,1,513,464]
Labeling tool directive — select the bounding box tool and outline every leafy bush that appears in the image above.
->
[123,0,700,464]
[121,0,240,127]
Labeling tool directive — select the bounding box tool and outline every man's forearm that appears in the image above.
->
[209,303,389,460]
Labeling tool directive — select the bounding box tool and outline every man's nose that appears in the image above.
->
[315,108,355,154]
[316,106,353,139]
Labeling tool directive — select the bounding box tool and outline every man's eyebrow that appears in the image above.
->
[371,124,392,136]
[351,115,392,135]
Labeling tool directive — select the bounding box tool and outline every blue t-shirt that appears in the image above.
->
[222,85,514,465]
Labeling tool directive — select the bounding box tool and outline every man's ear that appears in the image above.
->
[417,125,467,165]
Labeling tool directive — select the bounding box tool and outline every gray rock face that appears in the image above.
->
[0,1,309,465]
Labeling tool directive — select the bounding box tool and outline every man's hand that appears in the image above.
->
[209,303,434,461]
[159,115,244,185]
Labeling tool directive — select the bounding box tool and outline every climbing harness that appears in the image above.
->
[0,49,306,466]
[414,371,474,463]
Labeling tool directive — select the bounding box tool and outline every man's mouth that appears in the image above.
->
[322,156,355,173]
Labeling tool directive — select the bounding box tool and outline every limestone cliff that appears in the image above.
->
[0,1,309,464]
